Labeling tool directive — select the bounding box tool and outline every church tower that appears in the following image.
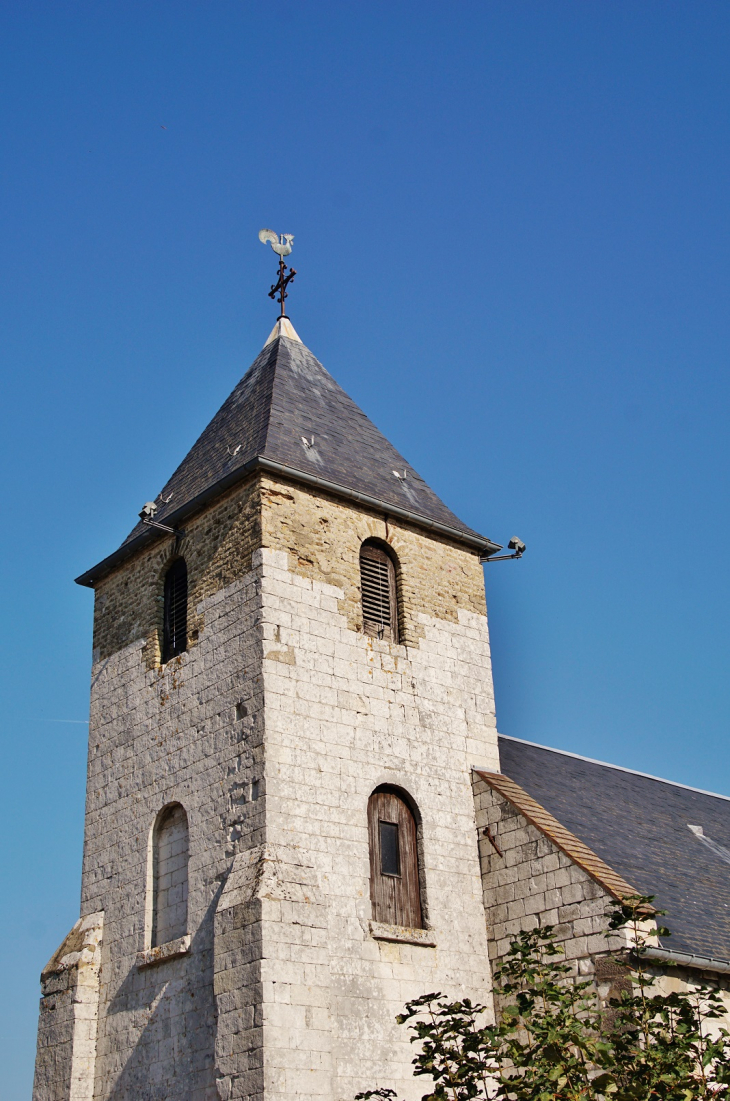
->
[32,314,503,1101]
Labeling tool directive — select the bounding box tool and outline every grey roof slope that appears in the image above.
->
[499,735,730,961]
[79,334,496,585]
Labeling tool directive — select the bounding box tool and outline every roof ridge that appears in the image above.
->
[260,334,287,456]
[498,734,730,804]
[476,768,639,902]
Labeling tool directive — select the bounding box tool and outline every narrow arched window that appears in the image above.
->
[368,788,422,928]
[162,558,187,662]
[360,541,398,642]
[151,803,189,947]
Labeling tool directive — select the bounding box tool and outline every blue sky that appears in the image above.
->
[2,2,729,1095]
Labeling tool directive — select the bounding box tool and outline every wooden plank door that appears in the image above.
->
[368,790,422,928]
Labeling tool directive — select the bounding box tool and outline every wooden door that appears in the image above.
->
[368,790,422,928]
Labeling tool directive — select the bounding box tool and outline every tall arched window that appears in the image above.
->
[360,541,398,642]
[162,558,188,663]
[368,788,422,928]
[151,803,189,947]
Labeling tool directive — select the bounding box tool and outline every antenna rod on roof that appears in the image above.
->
[258,229,297,319]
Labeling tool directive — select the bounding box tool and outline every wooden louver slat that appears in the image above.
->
[360,543,398,642]
[163,559,188,663]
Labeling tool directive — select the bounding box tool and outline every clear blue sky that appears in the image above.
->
[2,2,729,1095]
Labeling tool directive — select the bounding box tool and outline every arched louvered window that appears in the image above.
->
[162,559,187,663]
[368,788,422,928]
[360,542,398,642]
[151,803,189,947]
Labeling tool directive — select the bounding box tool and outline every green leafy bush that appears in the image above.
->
[356,898,730,1101]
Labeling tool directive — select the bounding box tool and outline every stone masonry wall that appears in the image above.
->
[41,474,500,1101]
[214,843,330,1101]
[474,778,730,1029]
[81,564,265,1101]
[256,523,500,1101]
[92,476,261,667]
[92,471,488,668]
[473,778,628,1009]
[32,912,104,1101]
[259,474,488,645]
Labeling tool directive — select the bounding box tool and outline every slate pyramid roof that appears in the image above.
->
[77,321,498,586]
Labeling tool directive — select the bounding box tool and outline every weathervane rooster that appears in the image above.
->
[258,229,294,257]
[259,228,296,318]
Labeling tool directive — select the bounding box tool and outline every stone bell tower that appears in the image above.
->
[32,314,503,1101]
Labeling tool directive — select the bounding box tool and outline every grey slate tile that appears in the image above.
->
[121,335,482,549]
[499,735,730,961]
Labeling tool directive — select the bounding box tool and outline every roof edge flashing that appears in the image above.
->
[76,457,499,587]
[643,946,730,975]
[256,457,500,554]
[499,734,730,804]
[475,768,639,904]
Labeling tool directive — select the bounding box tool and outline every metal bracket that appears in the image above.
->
[481,538,526,564]
[484,825,503,857]
[142,518,185,538]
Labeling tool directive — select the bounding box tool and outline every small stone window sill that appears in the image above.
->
[369,920,436,947]
[137,934,191,968]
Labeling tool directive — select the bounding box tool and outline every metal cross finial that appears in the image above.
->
[258,229,297,319]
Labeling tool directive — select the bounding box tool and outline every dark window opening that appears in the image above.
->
[368,789,422,928]
[379,821,400,876]
[162,559,188,663]
[360,542,398,642]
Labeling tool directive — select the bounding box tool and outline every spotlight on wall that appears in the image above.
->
[480,537,526,564]
[138,500,185,538]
